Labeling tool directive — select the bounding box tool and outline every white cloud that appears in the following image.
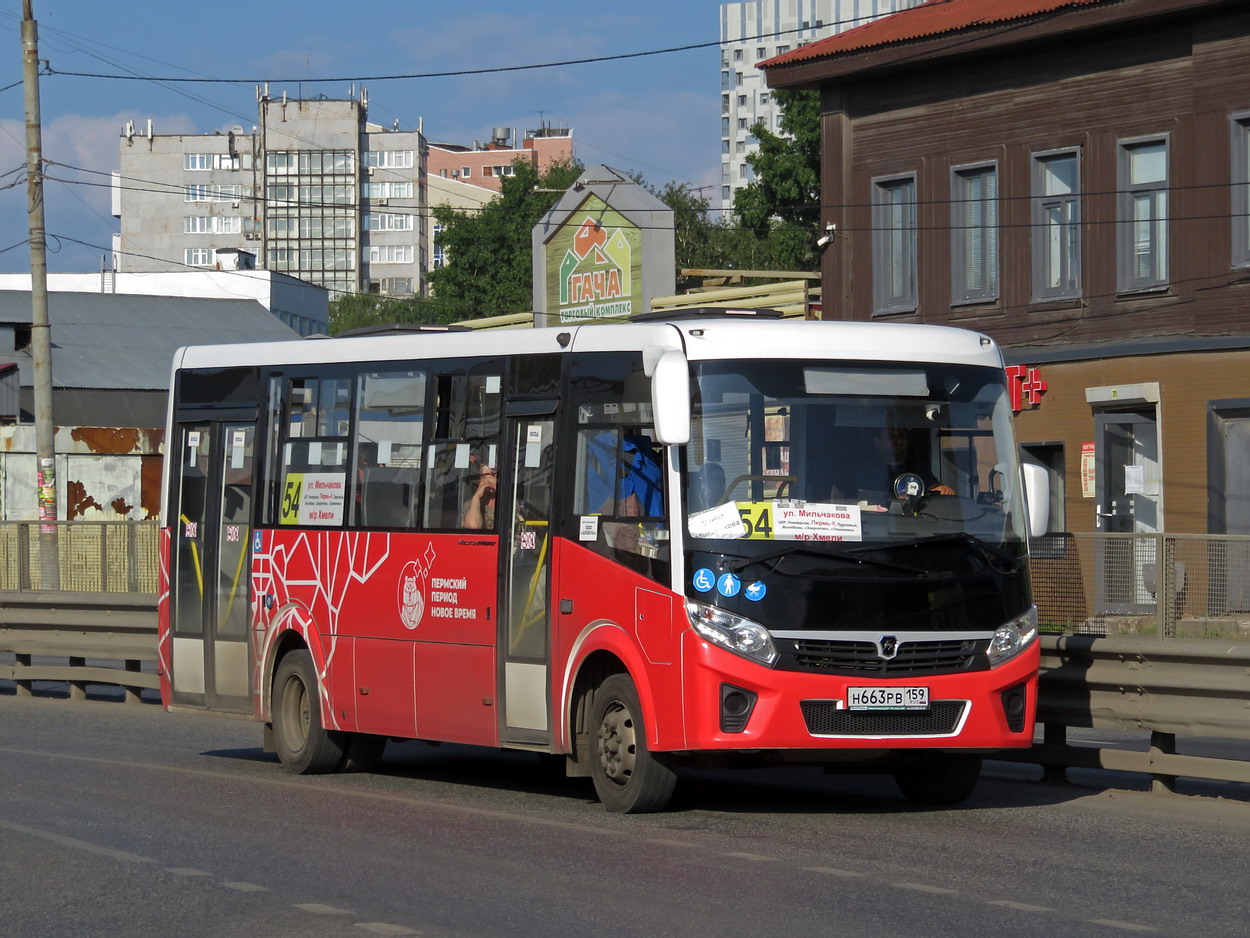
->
[0,112,197,272]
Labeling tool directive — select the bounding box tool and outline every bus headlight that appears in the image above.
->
[988,606,1038,667]
[686,602,777,666]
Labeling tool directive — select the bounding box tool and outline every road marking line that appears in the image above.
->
[895,882,958,895]
[294,903,354,915]
[802,866,866,878]
[355,924,420,936]
[1087,920,1159,932]
[988,900,1054,912]
[222,881,268,892]
[166,868,213,876]
[723,852,779,861]
[0,818,153,863]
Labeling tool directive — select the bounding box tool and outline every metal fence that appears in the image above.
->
[1030,532,1250,639]
[0,521,160,593]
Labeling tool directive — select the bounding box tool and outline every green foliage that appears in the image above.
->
[427,157,584,318]
[328,292,462,336]
[732,88,822,271]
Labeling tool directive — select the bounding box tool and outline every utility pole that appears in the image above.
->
[22,0,59,588]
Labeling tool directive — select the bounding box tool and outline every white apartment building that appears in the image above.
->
[719,0,923,207]
[114,90,427,299]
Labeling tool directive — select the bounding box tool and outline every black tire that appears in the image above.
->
[340,733,387,773]
[893,752,982,805]
[271,649,347,774]
[588,674,676,813]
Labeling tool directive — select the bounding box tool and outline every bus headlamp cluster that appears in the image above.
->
[686,602,778,666]
[988,606,1038,667]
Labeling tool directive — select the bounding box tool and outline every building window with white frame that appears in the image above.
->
[951,162,999,304]
[184,248,212,266]
[872,174,918,315]
[184,184,242,203]
[364,150,415,170]
[1032,150,1081,300]
[368,244,414,264]
[362,181,414,199]
[364,213,414,231]
[1232,115,1250,268]
[1117,137,1169,291]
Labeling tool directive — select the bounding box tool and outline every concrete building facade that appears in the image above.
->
[114,91,428,299]
[719,0,923,207]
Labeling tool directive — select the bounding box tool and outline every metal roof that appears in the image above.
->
[0,290,300,391]
[761,0,1107,67]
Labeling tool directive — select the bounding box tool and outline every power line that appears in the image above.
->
[39,13,895,86]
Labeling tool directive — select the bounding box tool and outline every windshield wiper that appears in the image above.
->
[728,544,925,576]
[845,532,1024,572]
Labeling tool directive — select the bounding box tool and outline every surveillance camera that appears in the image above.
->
[816,234,833,248]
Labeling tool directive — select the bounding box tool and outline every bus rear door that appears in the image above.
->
[498,403,558,746]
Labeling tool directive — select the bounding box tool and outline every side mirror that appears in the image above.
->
[1020,462,1050,538]
[646,348,690,445]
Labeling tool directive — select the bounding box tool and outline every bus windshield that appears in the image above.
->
[684,359,1028,561]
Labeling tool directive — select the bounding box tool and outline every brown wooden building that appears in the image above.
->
[762,0,1250,546]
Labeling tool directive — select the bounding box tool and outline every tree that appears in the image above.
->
[732,88,822,272]
[427,157,584,318]
[328,292,462,336]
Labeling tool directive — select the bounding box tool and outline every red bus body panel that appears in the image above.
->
[250,528,500,745]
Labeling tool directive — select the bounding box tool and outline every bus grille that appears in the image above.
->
[800,700,967,736]
[779,638,986,676]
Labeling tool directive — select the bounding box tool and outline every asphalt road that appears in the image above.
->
[0,691,1247,938]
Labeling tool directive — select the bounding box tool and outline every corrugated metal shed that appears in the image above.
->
[761,0,1107,66]
[0,291,300,391]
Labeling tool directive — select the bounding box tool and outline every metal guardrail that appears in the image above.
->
[1,523,1248,796]
[0,590,158,704]
[994,635,1250,791]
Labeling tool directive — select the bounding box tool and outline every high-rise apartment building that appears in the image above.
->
[114,90,427,298]
[719,1,923,207]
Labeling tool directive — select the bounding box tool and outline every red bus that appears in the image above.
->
[159,311,1042,812]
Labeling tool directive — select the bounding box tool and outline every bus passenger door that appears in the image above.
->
[169,421,255,713]
[498,408,556,746]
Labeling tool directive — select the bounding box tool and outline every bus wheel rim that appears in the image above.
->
[596,699,636,786]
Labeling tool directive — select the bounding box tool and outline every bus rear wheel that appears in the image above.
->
[588,674,676,813]
[271,649,347,774]
[893,752,982,805]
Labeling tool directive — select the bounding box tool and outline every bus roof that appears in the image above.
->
[171,318,1003,373]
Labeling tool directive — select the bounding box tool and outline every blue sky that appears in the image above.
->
[0,1,725,272]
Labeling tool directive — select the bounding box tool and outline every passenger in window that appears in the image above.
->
[462,463,497,529]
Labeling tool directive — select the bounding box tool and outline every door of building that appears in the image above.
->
[1208,400,1250,611]
[1094,409,1160,615]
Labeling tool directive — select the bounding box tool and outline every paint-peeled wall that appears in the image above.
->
[0,426,165,521]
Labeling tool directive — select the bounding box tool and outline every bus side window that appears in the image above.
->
[353,370,427,528]
[421,365,502,530]
[276,375,352,527]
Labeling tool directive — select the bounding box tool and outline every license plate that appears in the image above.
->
[846,686,929,710]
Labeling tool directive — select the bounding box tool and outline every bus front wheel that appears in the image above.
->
[893,752,982,805]
[271,649,347,774]
[588,674,676,813]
